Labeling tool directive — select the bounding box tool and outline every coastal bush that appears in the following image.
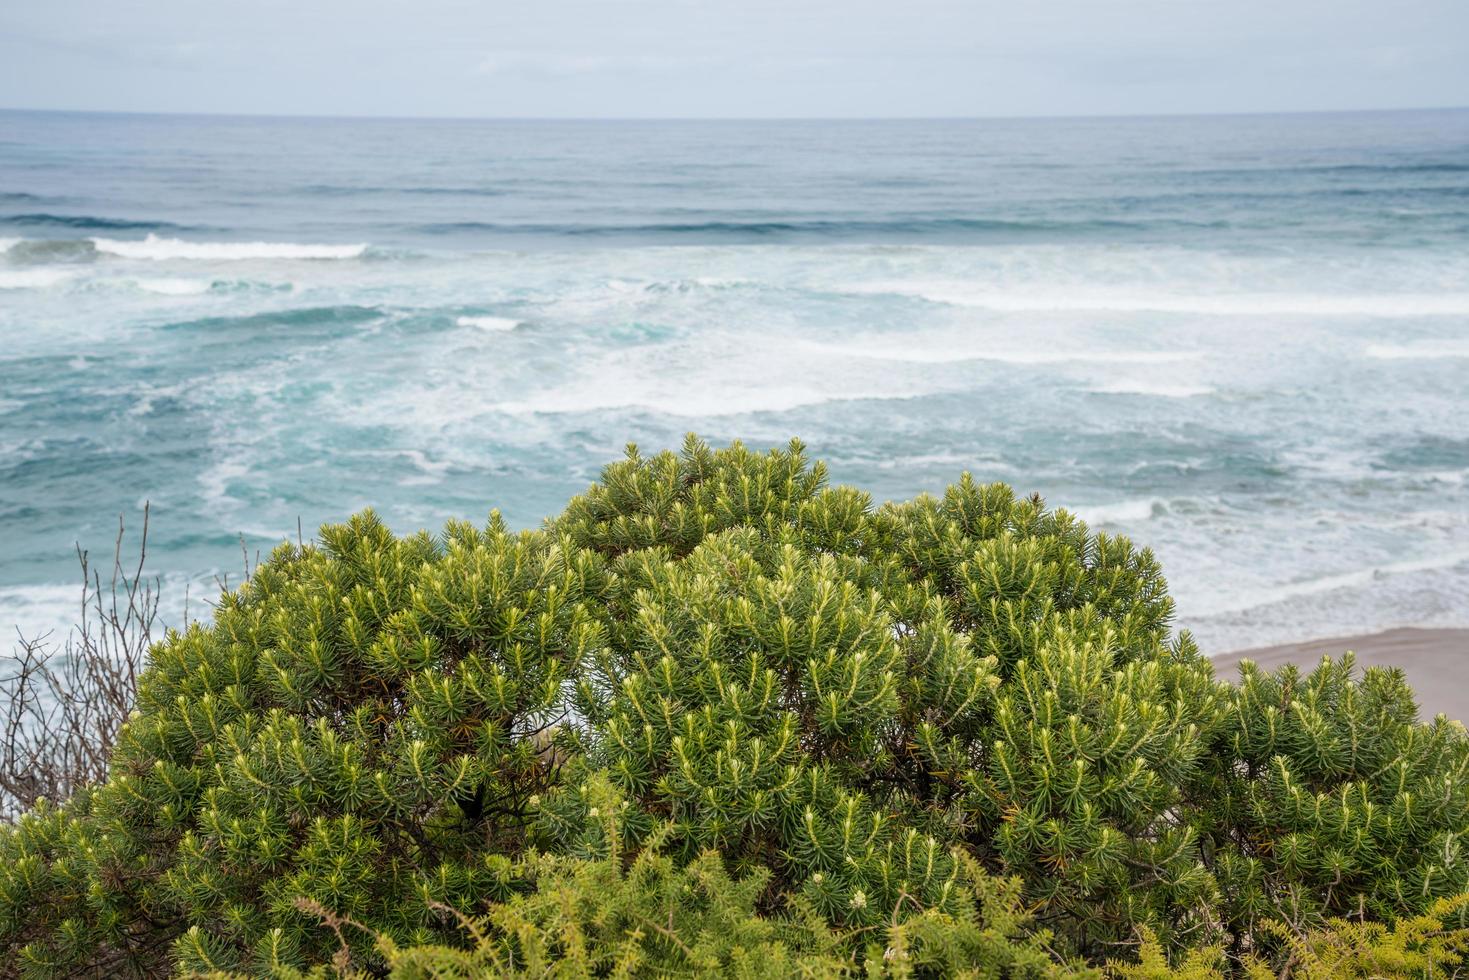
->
[1113,895,1469,979]
[1201,654,1469,940]
[0,514,611,976]
[0,436,1466,977]
[220,775,1083,979]
[547,439,1226,955]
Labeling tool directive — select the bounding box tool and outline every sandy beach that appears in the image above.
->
[1214,628,1469,724]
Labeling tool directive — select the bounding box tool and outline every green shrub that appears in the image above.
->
[1113,894,1469,979]
[1,436,1466,977]
[1201,654,1469,941]
[546,439,1226,956]
[226,774,1084,979]
[1,515,611,976]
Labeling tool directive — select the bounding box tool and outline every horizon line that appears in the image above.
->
[1,103,1466,125]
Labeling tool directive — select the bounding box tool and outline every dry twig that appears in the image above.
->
[1,506,158,820]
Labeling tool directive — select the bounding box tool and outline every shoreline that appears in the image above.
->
[1211,627,1469,723]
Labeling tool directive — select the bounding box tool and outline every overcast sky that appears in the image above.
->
[1,0,1466,118]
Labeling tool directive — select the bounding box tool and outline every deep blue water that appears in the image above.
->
[2,108,1468,651]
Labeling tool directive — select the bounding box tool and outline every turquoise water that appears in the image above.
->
[2,108,1468,652]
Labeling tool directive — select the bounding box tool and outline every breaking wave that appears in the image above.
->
[90,234,369,260]
[1,213,198,232]
[842,282,1469,317]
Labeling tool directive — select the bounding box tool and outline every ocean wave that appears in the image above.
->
[871,452,1011,471]
[2,238,99,263]
[66,275,292,297]
[494,385,918,418]
[819,340,1202,366]
[0,237,18,254]
[1189,548,1469,619]
[91,234,368,261]
[1293,161,1469,175]
[1088,381,1214,398]
[0,582,87,646]
[1365,341,1469,360]
[641,276,756,293]
[1066,498,1164,525]
[0,268,77,289]
[1,574,204,649]
[131,277,214,296]
[160,305,382,332]
[411,216,1229,241]
[1,213,197,232]
[455,315,521,332]
[841,281,1469,317]
[197,456,253,510]
[302,183,507,197]
[1184,161,1469,179]
[346,448,456,487]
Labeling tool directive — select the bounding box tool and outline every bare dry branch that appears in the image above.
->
[1,506,158,821]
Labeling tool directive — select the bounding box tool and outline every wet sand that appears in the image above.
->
[1213,628,1469,724]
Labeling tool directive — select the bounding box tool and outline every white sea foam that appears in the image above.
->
[0,237,20,254]
[133,277,214,296]
[455,315,521,332]
[0,583,86,648]
[843,281,1469,317]
[1365,341,1469,360]
[873,452,1010,471]
[494,382,916,418]
[1426,471,1467,486]
[1069,499,1163,525]
[497,386,822,417]
[91,234,368,261]
[198,456,253,509]
[1189,549,1469,619]
[823,341,1202,366]
[347,448,455,486]
[1088,381,1214,398]
[0,268,76,289]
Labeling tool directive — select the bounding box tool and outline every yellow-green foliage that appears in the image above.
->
[1,437,1466,978]
[1200,655,1469,940]
[1114,894,1469,979]
[209,776,1087,979]
[1260,894,1469,979]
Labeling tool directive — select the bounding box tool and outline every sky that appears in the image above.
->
[1,0,1466,119]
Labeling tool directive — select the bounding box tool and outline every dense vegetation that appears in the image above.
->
[1,437,1466,978]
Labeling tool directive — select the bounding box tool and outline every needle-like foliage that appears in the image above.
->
[1,437,1465,977]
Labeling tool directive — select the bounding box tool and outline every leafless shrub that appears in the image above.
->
[1,506,158,821]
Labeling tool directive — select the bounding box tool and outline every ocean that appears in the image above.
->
[2,108,1467,654]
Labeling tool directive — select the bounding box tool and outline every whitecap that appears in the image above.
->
[347,448,455,486]
[1088,381,1214,398]
[455,315,521,332]
[1365,341,1469,360]
[0,582,87,648]
[198,456,253,508]
[494,384,916,418]
[817,340,1201,366]
[133,277,213,296]
[873,452,1010,471]
[1068,499,1163,525]
[842,281,1469,317]
[0,268,76,289]
[1189,548,1469,619]
[91,234,367,261]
